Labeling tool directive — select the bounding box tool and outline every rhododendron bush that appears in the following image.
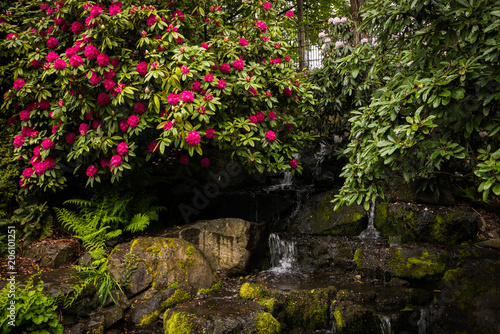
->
[0,0,317,191]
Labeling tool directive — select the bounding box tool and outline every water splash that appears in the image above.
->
[357,200,382,242]
[313,142,328,177]
[379,315,393,334]
[268,233,296,273]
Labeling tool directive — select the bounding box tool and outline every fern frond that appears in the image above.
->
[124,213,150,233]
[55,208,87,235]
[104,229,122,240]
[63,199,93,207]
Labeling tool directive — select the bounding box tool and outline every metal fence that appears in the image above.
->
[291,20,329,71]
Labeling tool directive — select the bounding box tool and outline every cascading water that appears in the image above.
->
[379,315,393,334]
[313,142,328,177]
[268,233,296,273]
[417,308,429,334]
[357,200,382,242]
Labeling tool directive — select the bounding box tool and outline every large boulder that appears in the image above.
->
[23,239,78,268]
[107,237,218,296]
[374,203,479,245]
[165,218,266,276]
[291,190,368,236]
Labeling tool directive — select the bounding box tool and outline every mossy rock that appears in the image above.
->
[163,302,280,333]
[239,282,265,299]
[108,237,218,295]
[389,246,448,280]
[292,189,368,236]
[283,287,336,331]
[353,247,391,279]
[332,301,381,334]
[374,203,478,245]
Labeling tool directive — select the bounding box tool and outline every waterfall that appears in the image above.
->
[268,233,296,273]
[417,308,429,334]
[357,200,382,242]
[379,315,393,334]
[313,142,328,176]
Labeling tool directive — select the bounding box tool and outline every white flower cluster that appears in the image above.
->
[328,17,348,25]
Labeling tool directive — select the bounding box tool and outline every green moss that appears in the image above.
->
[90,323,105,334]
[374,204,416,243]
[146,245,161,255]
[354,249,363,269]
[284,287,335,330]
[164,311,193,334]
[254,312,281,334]
[389,247,447,280]
[185,245,195,257]
[239,282,263,299]
[138,310,160,328]
[161,289,192,310]
[333,306,345,329]
[258,297,277,314]
[178,259,188,269]
[198,276,222,295]
[442,269,491,312]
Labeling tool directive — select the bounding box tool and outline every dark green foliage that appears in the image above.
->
[0,119,18,219]
[7,199,53,245]
[0,274,64,334]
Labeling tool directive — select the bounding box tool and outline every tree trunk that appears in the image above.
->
[350,0,365,44]
[297,0,306,70]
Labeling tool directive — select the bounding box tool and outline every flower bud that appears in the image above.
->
[145,50,149,54]
[246,76,251,81]
[179,47,185,53]
[145,87,150,94]
[112,110,115,116]
[35,48,40,52]
[37,84,41,89]
[224,37,229,42]
[174,57,179,61]
[78,94,83,100]
[101,25,105,30]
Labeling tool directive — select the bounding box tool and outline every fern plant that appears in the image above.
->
[55,190,166,260]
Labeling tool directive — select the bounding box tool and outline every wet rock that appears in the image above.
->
[23,239,78,268]
[107,237,218,296]
[374,203,479,245]
[163,299,279,334]
[332,301,382,334]
[292,189,368,236]
[166,218,266,276]
[476,238,500,250]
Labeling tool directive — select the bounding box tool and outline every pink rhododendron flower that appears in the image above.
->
[233,59,245,71]
[23,167,33,179]
[6,33,18,40]
[265,91,272,97]
[86,165,98,178]
[90,71,102,86]
[289,159,298,169]
[84,44,99,59]
[173,10,185,22]
[117,142,128,155]
[205,128,215,139]
[13,135,24,148]
[134,102,146,114]
[180,91,195,103]
[30,60,42,68]
[255,112,265,123]
[90,5,103,18]
[19,179,27,189]
[79,123,89,136]
[248,87,257,97]
[220,63,231,74]
[286,11,294,18]
[285,123,293,131]
[217,79,227,90]
[146,14,157,26]
[104,69,115,79]
[275,43,281,49]
[203,94,213,101]
[168,93,180,105]
[109,3,122,16]
[263,2,272,10]
[34,162,47,175]
[136,61,148,76]
[20,110,30,122]
[97,93,110,106]
[47,37,59,49]
[119,120,129,132]
[70,55,84,67]
[66,133,76,145]
[204,74,214,82]
[284,87,293,97]
[52,125,59,134]
[201,157,210,168]
[239,38,248,46]
[110,154,122,168]
[21,126,34,137]
[47,52,60,62]
[128,115,140,128]
[249,115,258,124]
[97,53,110,67]
[201,42,210,50]
[44,157,56,170]
[104,79,116,91]
[101,158,109,168]
[181,65,190,74]
[148,141,159,153]
[164,121,173,130]
[186,130,201,146]
[33,146,41,156]
[268,111,277,120]
[41,138,55,150]
[179,155,189,165]
[13,78,26,91]
[54,58,67,70]
[285,55,291,62]
[197,106,206,113]
[255,21,267,33]
[265,130,276,142]
[262,35,270,41]
[192,81,201,91]
[92,119,102,129]
[65,47,77,58]
[111,57,120,68]
[176,37,184,45]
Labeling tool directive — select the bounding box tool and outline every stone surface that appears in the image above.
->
[23,239,78,268]
[374,202,479,245]
[291,189,368,236]
[107,237,218,295]
[476,238,500,250]
[166,218,266,276]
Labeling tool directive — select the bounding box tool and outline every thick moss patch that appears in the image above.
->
[333,301,382,334]
[389,247,448,280]
[283,287,336,330]
[239,282,264,299]
[163,310,193,334]
[254,312,281,334]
